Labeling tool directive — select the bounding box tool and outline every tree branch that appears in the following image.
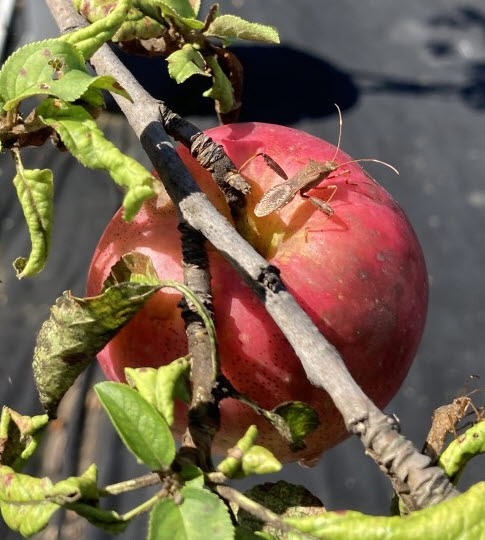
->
[45,0,459,510]
[177,221,219,471]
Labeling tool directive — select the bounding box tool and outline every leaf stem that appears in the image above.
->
[100,472,161,496]
[120,487,168,521]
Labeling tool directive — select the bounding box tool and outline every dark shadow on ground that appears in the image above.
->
[111,36,485,125]
[110,45,360,123]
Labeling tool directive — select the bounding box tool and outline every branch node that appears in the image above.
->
[257,265,283,296]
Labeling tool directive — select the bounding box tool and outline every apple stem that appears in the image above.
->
[48,0,460,512]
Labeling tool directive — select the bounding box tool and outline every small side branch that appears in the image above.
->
[177,222,219,471]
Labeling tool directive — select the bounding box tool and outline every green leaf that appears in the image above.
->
[148,486,234,540]
[218,425,258,479]
[0,39,84,111]
[33,282,161,417]
[60,0,131,60]
[272,402,319,452]
[438,421,485,483]
[36,98,155,221]
[0,408,49,471]
[125,367,158,407]
[167,44,209,84]
[237,481,325,538]
[242,446,282,476]
[155,357,191,425]
[203,56,234,114]
[285,482,485,539]
[0,466,58,537]
[11,151,53,279]
[0,464,100,537]
[95,382,175,470]
[0,37,129,109]
[205,14,279,44]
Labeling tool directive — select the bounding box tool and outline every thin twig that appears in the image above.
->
[100,472,162,496]
[46,0,459,510]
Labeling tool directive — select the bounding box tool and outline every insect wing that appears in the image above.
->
[254,183,295,217]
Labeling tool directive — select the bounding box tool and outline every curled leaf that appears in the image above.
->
[33,282,161,417]
[73,0,165,42]
[104,250,162,288]
[285,483,485,540]
[126,358,191,426]
[438,420,485,483]
[0,408,49,470]
[155,356,191,425]
[36,99,156,221]
[242,446,282,476]
[65,502,127,534]
[0,464,100,537]
[60,0,131,60]
[152,0,204,29]
[11,151,53,278]
[233,390,319,452]
[218,425,258,478]
[125,367,158,407]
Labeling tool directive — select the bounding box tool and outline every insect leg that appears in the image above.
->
[238,153,289,180]
[301,185,338,242]
[301,184,338,212]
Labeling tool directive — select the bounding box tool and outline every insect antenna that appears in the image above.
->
[331,103,343,163]
[328,105,399,176]
[336,158,400,175]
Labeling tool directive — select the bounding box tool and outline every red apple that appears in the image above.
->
[87,123,428,463]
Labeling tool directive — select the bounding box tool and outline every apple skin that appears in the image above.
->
[87,123,428,464]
